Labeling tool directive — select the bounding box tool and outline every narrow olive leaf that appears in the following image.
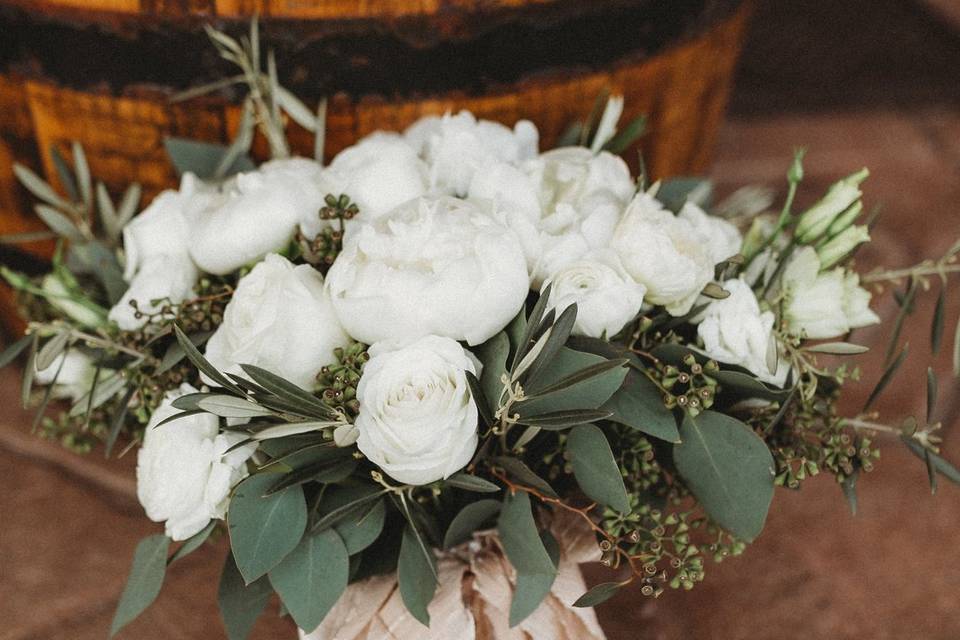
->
[72,141,91,209]
[314,98,327,163]
[116,183,142,229]
[953,312,960,377]
[493,456,558,498]
[110,534,170,636]
[567,424,631,513]
[572,581,624,608]
[465,371,494,426]
[603,114,647,154]
[197,395,276,418]
[519,349,626,416]
[14,163,72,210]
[805,342,870,355]
[105,385,136,457]
[218,552,272,640]
[901,436,960,485]
[516,409,613,430]
[764,384,799,434]
[276,86,318,132]
[521,304,578,387]
[34,204,83,241]
[35,331,70,371]
[445,472,500,493]
[164,137,255,180]
[50,145,78,202]
[926,367,938,423]
[240,364,337,418]
[0,230,57,244]
[498,492,557,626]
[556,121,583,148]
[262,459,355,496]
[444,500,501,549]
[96,182,119,237]
[840,471,858,516]
[31,344,68,434]
[216,102,256,179]
[673,411,775,541]
[513,284,553,370]
[863,343,909,413]
[925,448,939,495]
[168,520,216,565]
[474,331,510,415]
[579,88,611,147]
[269,528,349,633]
[174,324,243,394]
[68,371,126,418]
[885,279,917,365]
[931,286,946,354]
[525,358,628,399]
[398,523,439,626]
[1,334,41,369]
[20,334,38,409]
[251,421,340,441]
[157,330,213,374]
[228,473,308,583]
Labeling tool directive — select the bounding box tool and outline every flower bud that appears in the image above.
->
[795,168,869,243]
[816,224,870,269]
[826,200,863,237]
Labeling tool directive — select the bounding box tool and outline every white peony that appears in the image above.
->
[325,195,528,346]
[204,253,350,389]
[697,278,787,386]
[677,202,742,266]
[300,133,428,238]
[782,247,880,339]
[34,350,98,401]
[404,111,539,197]
[137,384,256,541]
[611,192,714,316]
[541,249,646,339]
[355,336,479,485]
[189,158,325,275]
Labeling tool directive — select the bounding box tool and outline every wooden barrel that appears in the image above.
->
[0,0,752,332]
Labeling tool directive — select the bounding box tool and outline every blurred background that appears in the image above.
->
[1,0,959,638]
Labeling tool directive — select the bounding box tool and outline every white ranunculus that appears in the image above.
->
[404,111,539,196]
[137,384,256,541]
[355,336,479,485]
[782,247,879,340]
[523,147,635,286]
[542,249,646,339]
[204,253,349,389]
[34,350,98,401]
[300,133,428,238]
[189,158,325,275]
[677,202,742,266]
[611,192,714,316]
[697,278,787,386]
[326,196,528,346]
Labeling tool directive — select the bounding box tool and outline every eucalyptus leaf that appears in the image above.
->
[443,499,501,549]
[398,523,439,626]
[164,137,255,179]
[498,492,557,626]
[602,368,680,442]
[714,369,789,402]
[333,497,386,555]
[493,457,558,497]
[445,472,500,493]
[218,552,272,640]
[673,411,775,541]
[567,424,631,513]
[168,520,216,565]
[110,534,170,636]
[269,528,349,633]
[0,334,33,369]
[572,581,624,608]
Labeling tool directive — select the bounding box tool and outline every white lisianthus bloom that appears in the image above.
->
[697,278,787,386]
[542,249,646,339]
[300,133,428,238]
[404,111,539,196]
[611,192,714,316]
[355,336,479,485]
[326,195,528,346]
[782,247,879,339]
[137,384,256,541]
[110,174,208,330]
[34,350,98,401]
[677,202,742,266]
[189,158,325,275]
[204,254,350,389]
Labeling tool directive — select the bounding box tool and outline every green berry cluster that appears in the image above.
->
[297,194,359,270]
[659,355,718,416]
[316,341,368,418]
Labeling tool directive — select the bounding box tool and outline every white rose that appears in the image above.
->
[300,133,428,238]
[611,192,714,316]
[355,336,479,485]
[696,278,787,386]
[542,249,646,339]
[204,253,350,389]
[34,350,98,401]
[782,247,879,339]
[404,111,539,196]
[109,255,199,331]
[326,195,528,346]
[189,158,325,275]
[677,202,742,266]
[137,384,256,541]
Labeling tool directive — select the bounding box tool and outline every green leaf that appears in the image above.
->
[70,241,127,304]
[567,424,630,513]
[513,286,552,370]
[110,534,170,636]
[240,363,338,419]
[312,485,385,533]
[714,369,788,401]
[931,286,946,354]
[228,473,307,583]
[493,457,558,497]
[602,368,680,442]
[603,114,647,154]
[269,528,349,633]
[515,409,612,430]
[498,492,557,626]
[197,395,276,418]
[443,499,501,549]
[72,141,91,209]
[572,581,624,608]
[35,204,82,241]
[673,411,775,541]
[657,177,713,212]
[174,324,243,394]
[902,437,960,486]
[805,342,870,355]
[840,471,858,516]
[50,145,78,202]
[474,331,510,415]
[863,343,909,413]
[0,334,33,369]
[398,523,438,626]
[35,331,70,371]
[505,307,528,367]
[21,334,38,409]
[334,497,386,555]
[157,330,213,374]
[927,367,938,423]
[885,279,917,365]
[117,183,142,229]
[105,385,136,458]
[218,552,272,640]
[164,137,255,179]
[97,182,119,238]
[465,371,494,427]
[444,472,500,493]
[518,347,627,417]
[521,304,577,388]
[68,371,126,417]
[954,313,960,377]
[14,162,72,210]
[168,520,216,565]
[262,459,357,496]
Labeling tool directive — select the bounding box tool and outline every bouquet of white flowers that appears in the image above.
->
[2,23,958,640]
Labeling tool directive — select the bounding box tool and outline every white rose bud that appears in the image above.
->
[205,254,350,389]
[404,111,539,197]
[326,195,528,346]
[190,158,325,275]
[542,249,646,339]
[612,192,714,316]
[355,336,479,485]
[34,350,98,402]
[677,202,743,266]
[795,168,869,243]
[696,278,787,386]
[137,384,256,541]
